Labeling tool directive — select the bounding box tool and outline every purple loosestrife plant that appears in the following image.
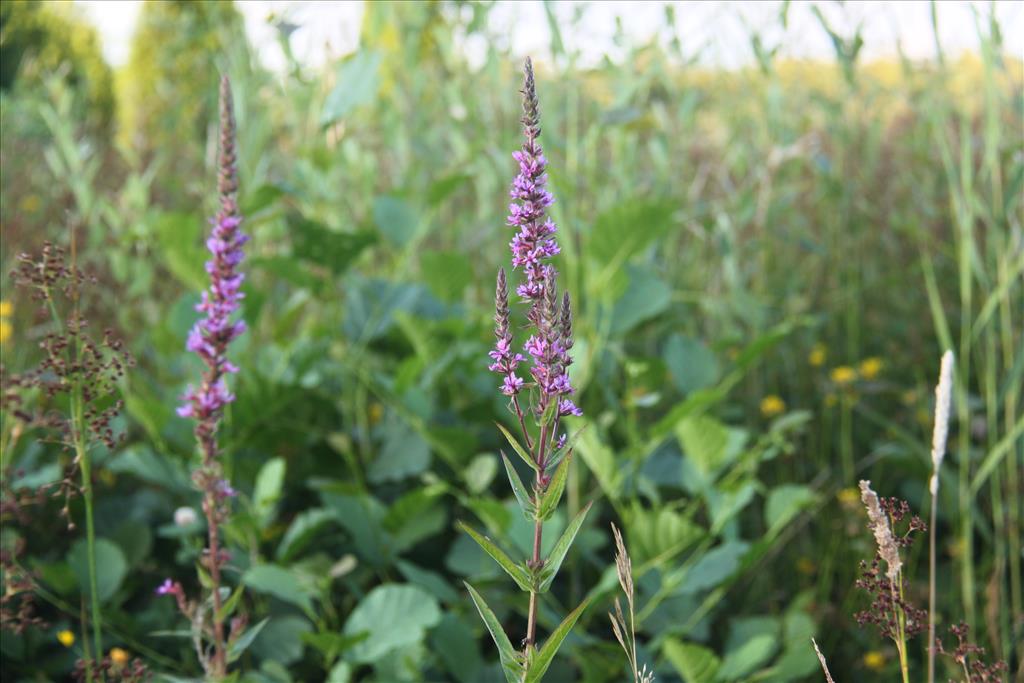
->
[168,75,248,680]
[462,58,591,683]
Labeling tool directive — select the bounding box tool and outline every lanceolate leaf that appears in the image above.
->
[536,451,572,521]
[497,422,539,472]
[458,521,532,592]
[523,596,591,683]
[543,425,587,472]
[538,501,592,592]
[464,582,524,683]
[502,451,536,520]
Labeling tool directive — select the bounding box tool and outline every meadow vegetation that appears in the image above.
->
[0,1,1021,681]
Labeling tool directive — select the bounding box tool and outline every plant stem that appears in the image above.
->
[928,486,938,683]
[525,422,550,650]
[201,452,227,678]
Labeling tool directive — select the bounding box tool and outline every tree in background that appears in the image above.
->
[0,0,115,132]
[119,0,251,205]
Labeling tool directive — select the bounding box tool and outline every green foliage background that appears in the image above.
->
[0,1,1021,681]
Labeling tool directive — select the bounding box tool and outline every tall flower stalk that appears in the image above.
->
[927,351,953,683]
[172,75,247,680]
[461,58,590,683]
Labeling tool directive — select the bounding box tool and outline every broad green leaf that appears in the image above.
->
[431,614,485,683]
[252,615,312,666]
[327,661,353,683]
[765,485,818,531]
[321,49,382,125]
[288,214,376,275]
[610,267,671,335]
[243,564,315,613]
[536,451,572,521]
[227,617,269,663]
[254,457,286,528]
[676,415,732,479]
[152,212,206,290]
[68,538,126,603]
[369,419,431,483]
[502,452,536,520]
[465,454,499,494]
[343,584,441,664]
[523,596,590,683]
[588,198,676,268]
[663,334,720,394]
[678,541,750,595]
[276,508,340,562]
[575,428,620,499]
[396,559,460,603]
[663,639,720,683]
[625,504,703,565]
[300,631,368,659]
[421,250,473,302]
[497,422,539,471]
[464,582,522,683]
[538,501,592,592]
[717,633,778,680]
[373,195,419,246]
[458,522,532,592]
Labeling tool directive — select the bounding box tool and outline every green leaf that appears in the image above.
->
[765,485,818,531]
[254,457,286,529]
[288,214,376,275]
[464,454,498,495]
[458,522,532,592]
[502,452,536,520]
[216,584,245,623]
[717,633,778,680]
[421,250,473,302]
[610,267,671,335]
[67,538,126,603]
[523,596,590,683]
[497,422,539,471]
[252,615,312,666]
[227,617,269,663]
[538,501,592,592]
[676,415,733,480]
[152,211,206,290]
[431,614,485,683]
[588,198,676,268]
[326,660,353,683]
[343,584,441,663]
[464,582,523,683]
[536,451,572,521]
[369,418,432,483]
[300,631,368,659]
[663,639,720,683]
[243,564,315,613]
[276,508,340,562]
[373,195,419,246]
[321,49,382,125]
[678,541,750,595]
[663,334,720,394]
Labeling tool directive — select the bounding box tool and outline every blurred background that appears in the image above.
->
[1,1,1021,681]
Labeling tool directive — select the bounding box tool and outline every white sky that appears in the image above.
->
[75,0,1024,72]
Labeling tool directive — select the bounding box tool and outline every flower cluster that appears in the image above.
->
[490,57,580,423]
[934,622,1007,682]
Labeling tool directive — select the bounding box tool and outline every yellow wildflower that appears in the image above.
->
[57,629,75,647]
[863,650,886,670]
[110,647,130,666]
[837,487,860,507]
[0,319,10,344]
[796,557,816,575]
[858,357,883,380]
[0,300,11,317]
[760,395,786,417]
[830,366,857,385]
[808,343,827,367]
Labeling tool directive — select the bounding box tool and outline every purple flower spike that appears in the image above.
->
[490,57,581,459]
[179,76,246,459]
